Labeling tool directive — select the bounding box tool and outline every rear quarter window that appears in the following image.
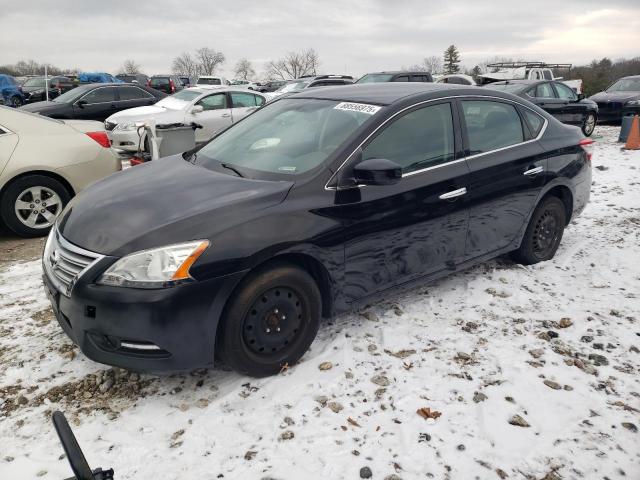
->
[522,109,545,138]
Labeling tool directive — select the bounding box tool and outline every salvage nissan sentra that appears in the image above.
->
[42,83,592,377]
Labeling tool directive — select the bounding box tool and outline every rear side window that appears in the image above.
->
[230,92,259,107]
[118,86,153,100]
[543,70,553,80]
[150,78,169,87]
[523,109,545,137]
[462,100,524,155]
[535,83,556,98]
[362,103,455,174]
[393,75,409,82]
[81,87,116,104]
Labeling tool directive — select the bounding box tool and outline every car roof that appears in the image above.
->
[184,86,265,95]
[621,75,640,80]
[290,83,477,106]
[362,71,429,76]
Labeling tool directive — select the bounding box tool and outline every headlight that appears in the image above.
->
[626,100,640,106]
[97,240,209,288]
[114,122,137,131]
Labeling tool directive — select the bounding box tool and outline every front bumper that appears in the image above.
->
[43,259,246,372]
[107,128,142,152]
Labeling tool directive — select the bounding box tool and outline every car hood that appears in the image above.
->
[20,101,66,112]
[589,91,640,103]
[106,105,180,124]
[58,156,293,257]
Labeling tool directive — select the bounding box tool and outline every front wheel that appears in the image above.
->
[0,175,71,237]
[581,112,596,136]
[10,96,23,108]
[217,263,321,377]
[512,196,566,265]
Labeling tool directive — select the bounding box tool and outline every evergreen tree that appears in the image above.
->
[470,65,482,82]
[443,45,461,74]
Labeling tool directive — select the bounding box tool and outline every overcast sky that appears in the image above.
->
[1,0,638,79]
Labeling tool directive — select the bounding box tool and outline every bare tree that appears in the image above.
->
[407,55,442,74]
[265,48,320,80]
[121,59,141,75]
[234,58,256,81]
[171,52,199,77]
[195,47,225,75]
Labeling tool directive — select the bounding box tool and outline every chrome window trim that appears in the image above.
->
[325,94,548,190]
[0,123,14,135]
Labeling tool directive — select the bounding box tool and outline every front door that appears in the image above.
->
[553,82,583,125]
[188,92,233,143]
[458,98,547,259]
[72,86,117,121]
[339,101,470,302]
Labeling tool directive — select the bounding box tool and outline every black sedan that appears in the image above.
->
[43,83,592,377]
[21,76,75,103]
[20,83,166,121]
[486,80,598,136]
[589,75,640,123]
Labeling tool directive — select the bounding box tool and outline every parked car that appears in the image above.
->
[105,87,267,151]
[486,80,598,136]
[78,72,123,84]
[21,76,75,103]
[148,75,184,94]
[179,76,195,88]
[0,106,120,236]
[589,75,640,123]
[258,80,287,93]
[477,62,582,93]
[355,71,433,83]
[271,75,354,98]
[0,74,26,107]
[436,74,476,85]
[20,83,166,122]
[230,79,261,90]
[196,76,229,86]
[43,83,592,376]
[116,73,150,85]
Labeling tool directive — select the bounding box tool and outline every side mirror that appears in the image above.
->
[76,99,88,108]
[577,93,585,101]
[353,158,402,186]
[191,105,204,114]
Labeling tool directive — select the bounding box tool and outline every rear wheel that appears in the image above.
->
[512,196,566,265]
[0,175,71,237]
[217,263,321,377]
[581,112,596,136]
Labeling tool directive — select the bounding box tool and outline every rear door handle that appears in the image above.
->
[523,166,544,176]
[221,113,231,118]
[439,187,467,200]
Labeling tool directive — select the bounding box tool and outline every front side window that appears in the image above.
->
[554,83,577,100]
[393,75,409,82]
[197,93,228,110]
[535,83,556,98]
[193,98,375,177]
[81,87,115,104]
[118,86,152,100]
[461,100,524,155]
[362,103,455,174]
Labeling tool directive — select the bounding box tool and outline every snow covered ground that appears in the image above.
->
[0,126,638,480]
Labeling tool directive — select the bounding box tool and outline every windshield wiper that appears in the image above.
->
[220,162,244,178]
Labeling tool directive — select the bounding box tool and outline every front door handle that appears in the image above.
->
[523,166,544,176]
[439,187,467,200]
[221,113,231,118]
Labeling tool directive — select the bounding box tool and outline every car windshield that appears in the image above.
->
[486,83,527,93]
[198,78,222,85]
[192,98,378,178]
[23,77,47,87]
[156,90,201,109]
[53,87,88,103]
[356,74,394,84]
[276,81,310,93]
[606,78,640,92]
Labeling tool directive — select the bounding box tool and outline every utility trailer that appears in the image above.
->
[478,62,583,93]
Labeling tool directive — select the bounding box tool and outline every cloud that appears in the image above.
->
[0,0,638,78]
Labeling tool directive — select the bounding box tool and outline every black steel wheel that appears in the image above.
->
[512,196,566,265]
[217,263,321,377]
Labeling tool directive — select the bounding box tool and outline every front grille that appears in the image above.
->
[43,228,103,297]
[104,121,116,131]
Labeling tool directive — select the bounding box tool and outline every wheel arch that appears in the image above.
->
[541,184,574,225]
[0,170,76,200]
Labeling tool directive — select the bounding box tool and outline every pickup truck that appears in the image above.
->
[478,62,582,94]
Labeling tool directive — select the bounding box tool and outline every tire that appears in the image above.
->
[581,112,596,136]
[10,96,23,108]
[512,196,566,265]
[217,263,322,377]
[0,175,71,237]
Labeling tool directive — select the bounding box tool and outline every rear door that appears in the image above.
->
[0,125,19,174]
[530,82,566,122]
[229,92,264,122]
[72,86,117,120]
[458,98,547,259]
[340,101,470,302]
[188,92,233,142]
[116,85,156,110]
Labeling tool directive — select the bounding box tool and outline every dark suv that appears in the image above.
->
[148,75,184,94]
[21,76,75,103]
[356,71,434,84]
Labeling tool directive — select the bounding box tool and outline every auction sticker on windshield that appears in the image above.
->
[334,102,381,115]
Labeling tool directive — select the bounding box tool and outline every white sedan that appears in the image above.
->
[105,87,267,151]
[0,107,121,236]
